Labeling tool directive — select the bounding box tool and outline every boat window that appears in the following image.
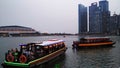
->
[49,45,53,53]
[44,46,48,49]
[62,43,65,47]
[52,44,56,51]
[31,46,35,52]
[21,46,27,53]
[22,46,26,49]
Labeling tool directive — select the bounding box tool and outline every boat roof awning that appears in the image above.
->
[81,37,109,40]
[37,39,64,46]
[19,39,64,46]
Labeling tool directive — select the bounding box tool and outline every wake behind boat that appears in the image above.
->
[2,39,67,68]
[72,37,115,48]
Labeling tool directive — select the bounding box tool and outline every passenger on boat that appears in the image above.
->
[38,49,44,57]
[5,48,19,62]
[13,48,19,62]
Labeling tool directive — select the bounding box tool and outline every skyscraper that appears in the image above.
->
[110,14,120,35]
[89,2,101,33]
[99,0,109,12]
[99,0,110,34]
[89,0,110,34]
[109,14,118,34]
[78,4,87,34]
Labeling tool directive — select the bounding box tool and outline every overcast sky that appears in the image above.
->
[0,0,120,33]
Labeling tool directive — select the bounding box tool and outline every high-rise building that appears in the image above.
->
[78,4,87,34]
[109,14,118,34]
[99,0,109,12]
[89,0,110,34]
[89,2,101,33]
[99,0,110,34]
[78,0,111,34]
[110,14,120,35]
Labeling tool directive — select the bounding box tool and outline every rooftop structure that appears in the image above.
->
[0,25,40,37]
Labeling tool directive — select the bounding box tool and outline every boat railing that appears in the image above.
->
[77,38,113,44]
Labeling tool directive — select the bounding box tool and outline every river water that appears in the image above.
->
[0,36,120,68]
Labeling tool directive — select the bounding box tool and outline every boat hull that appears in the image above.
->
[78,42,115,47]
[2,47,67,68]
[72,41,115,49]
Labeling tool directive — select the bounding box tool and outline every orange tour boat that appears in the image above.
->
[72,37,115,48]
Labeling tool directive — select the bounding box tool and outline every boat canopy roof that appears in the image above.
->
[20,39,64,46]
[80,37,110,40]
[37,39,64,46]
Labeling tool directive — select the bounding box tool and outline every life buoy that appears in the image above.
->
[6,54,14,62]
[19,55,27,63]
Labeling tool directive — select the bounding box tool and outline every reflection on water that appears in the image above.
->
[0,36,120,68]
[72,47,115,68]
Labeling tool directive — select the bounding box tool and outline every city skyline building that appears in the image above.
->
[99,0,110,34]
[78,4,87,34]
[89,2,102,33]
[99,0,109,12]
[88,0,110,34]
[78,0,120,35]
[109,14,120,35]
[0,25,40,37]
[109,14,118,34]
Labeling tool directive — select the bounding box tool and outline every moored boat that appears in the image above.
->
[2,39,67,68]
[72,37,115,48]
